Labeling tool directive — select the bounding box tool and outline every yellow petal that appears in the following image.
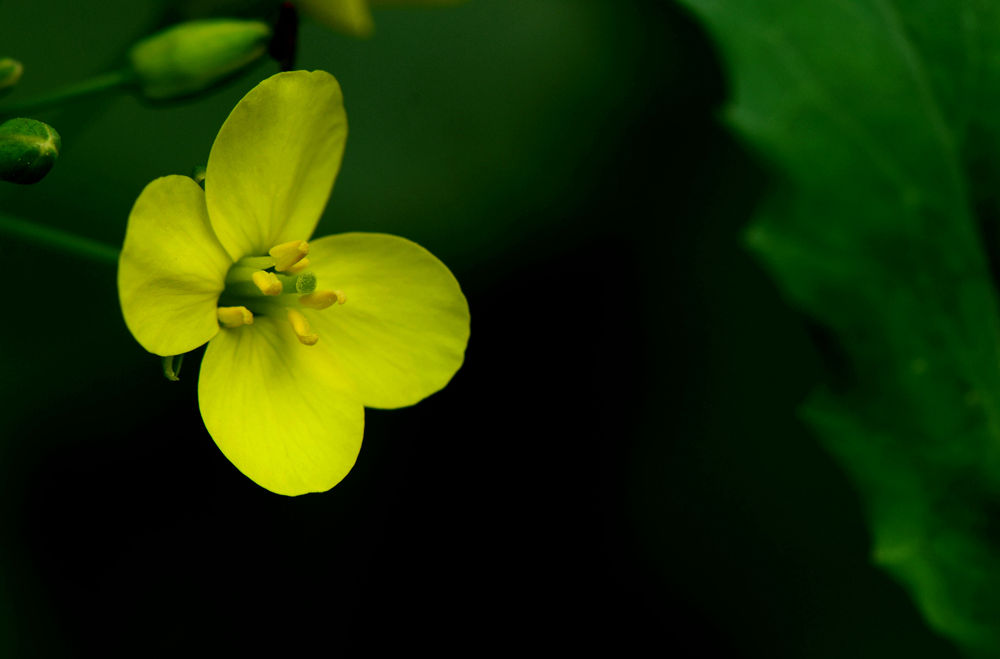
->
[205,70,348,260]
[118,175,231,356]
[298,0,375,37]
[198,317,364,496]
[306,233,470,409]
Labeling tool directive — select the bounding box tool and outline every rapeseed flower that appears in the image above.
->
[297,0,463,37]
[118,70,470,495]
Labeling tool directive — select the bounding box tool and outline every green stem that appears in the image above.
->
[233,255,275,270]
[0,69,135,115]
[0,211,119,265]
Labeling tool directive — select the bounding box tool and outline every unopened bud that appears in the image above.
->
[128,19,272,100]
[190,164,207,187]
[0,58,23,97]
[0,118,61,184]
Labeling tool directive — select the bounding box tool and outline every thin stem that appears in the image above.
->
[0,69,135,115]
[0,211,119,265]
[233,256,275,271]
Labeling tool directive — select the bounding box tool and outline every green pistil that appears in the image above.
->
[294,271,316,294]
[219,261,317,313]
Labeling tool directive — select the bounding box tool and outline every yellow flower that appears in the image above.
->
[296,0,464,38]
[118,70,470,495]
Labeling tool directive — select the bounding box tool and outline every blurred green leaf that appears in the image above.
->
[681,0,1000,655]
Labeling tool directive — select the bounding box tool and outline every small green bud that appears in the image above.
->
[0,58,23,97]
[190,164,207,187]
[128,19,272,100]
[0,118,61,184]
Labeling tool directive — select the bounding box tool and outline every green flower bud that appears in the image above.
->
[128,19,272,100]
[0,118,61,184]
[0,58,23,97]
[190,164,207,187]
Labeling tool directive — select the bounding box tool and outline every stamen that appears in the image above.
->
[298,290,346,310]
[252,270,283,296]
[285,257,311,275]
[287,309,318,345]
[218,306,254,328]
[299,290,335,310]
[269,240,309,272]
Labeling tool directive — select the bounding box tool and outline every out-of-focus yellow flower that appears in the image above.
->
[297,0,463,37]
[118,70,470,495]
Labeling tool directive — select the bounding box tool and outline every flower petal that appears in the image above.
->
[298,0,375,37]
[305,232,470,409]
[205,70,348,260]
[118,175,230,356]
[198,317,365,496]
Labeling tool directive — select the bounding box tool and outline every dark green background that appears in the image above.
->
[0,1,961,655]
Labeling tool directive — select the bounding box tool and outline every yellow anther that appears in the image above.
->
[298,289,346,310]
[269,240,309,272]
[298,290,336,310]
[217,306,254,328]
[284,257,311,275]
[287,308,319,346]
[252,270,283,296]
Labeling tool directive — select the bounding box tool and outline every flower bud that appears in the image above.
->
[190,164,207,187]
[0,118,61,184]
[128,19,272,100]
[0,58,23,97]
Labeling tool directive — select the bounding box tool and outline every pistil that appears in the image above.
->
[217,240,345,345]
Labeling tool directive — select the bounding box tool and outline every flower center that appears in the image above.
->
[216,239,345,346]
